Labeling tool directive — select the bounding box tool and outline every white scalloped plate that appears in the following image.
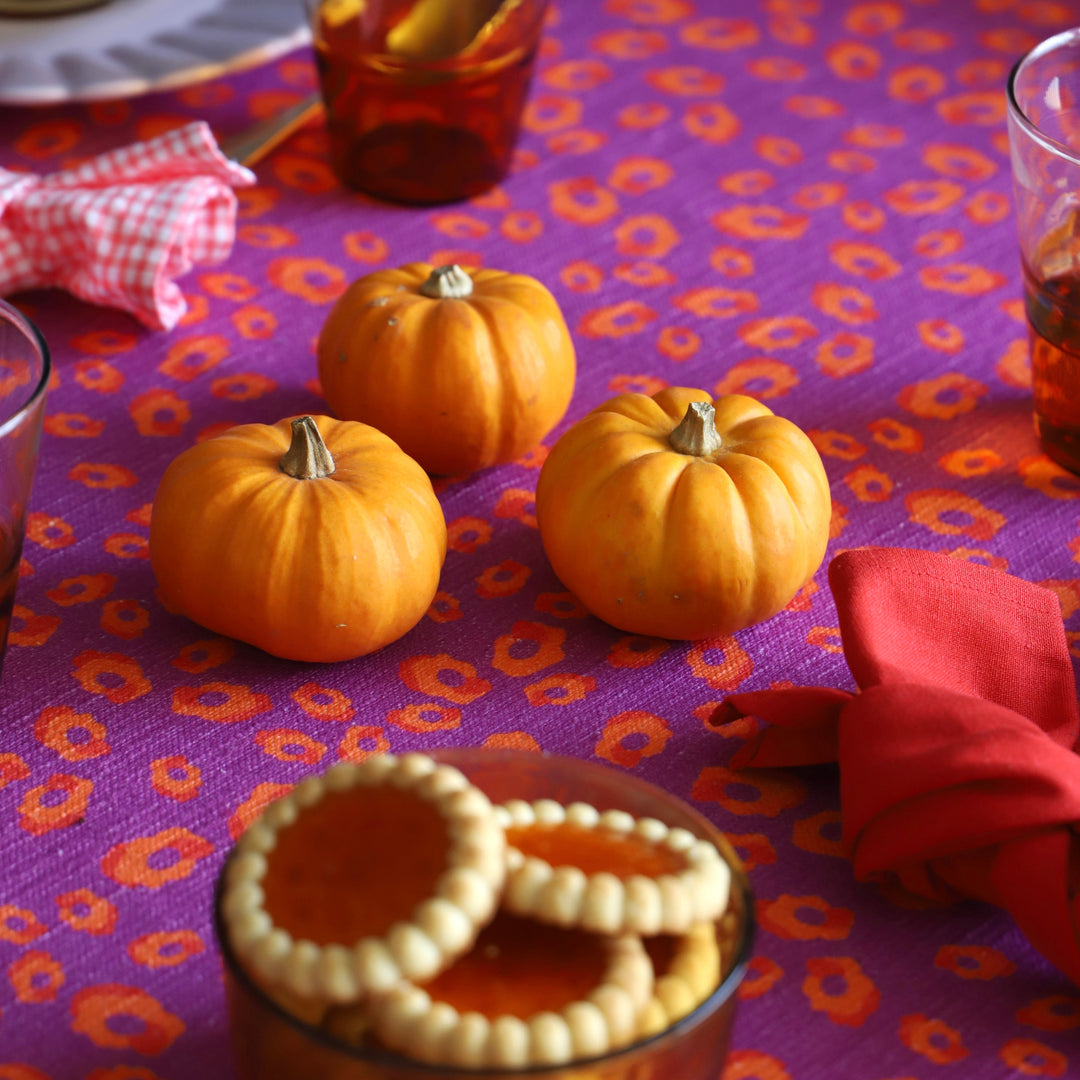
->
[0,0,311,104]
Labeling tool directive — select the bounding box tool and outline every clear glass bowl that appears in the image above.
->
[214,748,755,1080]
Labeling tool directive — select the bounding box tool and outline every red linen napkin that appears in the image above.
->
[712,546,1080,984]
[0,122,254,331]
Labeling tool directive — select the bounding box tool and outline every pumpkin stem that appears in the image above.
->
[419,264,474,299]
[669,401,723,457]
[280,416,336,479]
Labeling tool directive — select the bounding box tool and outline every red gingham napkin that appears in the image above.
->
[0,121,254,331]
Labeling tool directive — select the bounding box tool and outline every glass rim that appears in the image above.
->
[213,748,757,1077]
[0,297,51,440]
[1007,26,1080,166]
[306,0,549,74]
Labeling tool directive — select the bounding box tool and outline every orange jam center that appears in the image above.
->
[261,785,448,945]
[423,912,609,1019]
[505,822,686,879]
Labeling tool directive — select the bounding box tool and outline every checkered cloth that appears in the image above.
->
[0,122,254,331]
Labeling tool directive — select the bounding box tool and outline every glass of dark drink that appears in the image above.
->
[0,299,50,681]
[1008,30,1080,475]
[311,0,548,204]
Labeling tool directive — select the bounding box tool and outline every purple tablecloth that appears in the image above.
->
[2,1,1080,1077]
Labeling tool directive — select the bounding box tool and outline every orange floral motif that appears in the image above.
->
[679,15,759,49]
[386,704,462,733]
[888,63,947,103]
[128,388,190,437]
[683,102,741,144]
[228,782,294,840]
[127,930,205,969]
[675,287,758,319]
[841,200,886,233]
[898,1013,969,1065]
[157,334,229,382]
[712,204,809,240]
[828,240,900,280]
[808,430,866,461]
[785,94,844,118]
[608,374,669,396]
[812,282,879,325]
[905,489,1006,542]
[494,489,538,529]
[149,755,202,803]
[523,673,597,707]
[590,28,669,60]
[898,372,987,419]
[210,372,277,401]
[802,956,880,1026]
[560,259,604,293]
[691,766,807,817]
[542,57,612,91]
[101,599,150,640]
[43,412,105,438]
[607,155,674,194]
[338,725,391,763]
[998,1039,1067,1077]
[656,325,701,361]
[548,177,620,225]
[807,625,844,653]
[72,329,137,356]
[270,154,340,196]
[476,559,532,598]
[56,889,116,935]
[73,358,124,395]
[170,638,234,673]
[715,359,799,400]
[939,447,1004,477]
[8,950,64,1004]
[867,416,923,453]
[739,316,817,349]
[747,57,807,81]
[427,591,463,623]
[826,40,882,80]
[613,260,675,287]
[935,944,1016,981]
[171,682,272,723]
[757,894,854,941]
[398,654,492,705]
[18,774,93,835]
[608,635,669,668]
[792,809,846,857]
[686,637,754,690]
[239,223,298,249]
[845,463,893,502]
[578,300,661,340]
[47,572,115,606]
[966,190,1011,226]
[103,532,150,560]
[535,591,588,619]
[1019,456,1080,501]
[255,728,328,765]
[594,710,672,767]
[724,832,776,872]
[617,102,671,129]
[755,134,803,166]
[738,955,783,1000]
[266,256,347,304]
[69,462,136,489]
[710,246,754,278]
[614,213,681,257]
[70,983,185,1054]
[815,330,874,378]
[101,827,214,889]
[34,706,109,761]
[492,621,566,677]
[291,683,355,722]
[15,119,82,159]
[0,905,48,945]
[1017,995,1080,1032]
[70,650,151,704]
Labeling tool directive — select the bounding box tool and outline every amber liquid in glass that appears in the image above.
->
[0,527,20,680]
[1023,259,1080,474]
[313,2,540,204]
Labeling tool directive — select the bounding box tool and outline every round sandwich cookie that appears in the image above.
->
[637,923,723,1038]
[496,799,731,936]
[221,753,506,1010]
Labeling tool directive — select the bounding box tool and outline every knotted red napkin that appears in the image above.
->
[712,546,1080,985]
[0,122,254,331]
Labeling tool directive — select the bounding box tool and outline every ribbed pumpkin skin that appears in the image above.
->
[534,388,832,640]
[316,263,576,476]
[149,416,447,663]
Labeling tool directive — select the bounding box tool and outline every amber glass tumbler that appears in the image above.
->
[311,0,548,204]
[216,748,754,1080]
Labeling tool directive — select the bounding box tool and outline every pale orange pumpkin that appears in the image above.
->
[534,388,832,640]
[317,263,576,476]
[149,415,446,663]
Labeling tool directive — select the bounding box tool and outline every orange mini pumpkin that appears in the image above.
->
[535,388,831,640]
[317,263,576,476]
[149,415,446,663]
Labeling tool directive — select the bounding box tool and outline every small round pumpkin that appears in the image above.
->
[534,388,832,640]
[149,415,447,663]
[316,263,576,476]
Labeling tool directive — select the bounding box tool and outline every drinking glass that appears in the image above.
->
[310,0,548,204]
[1008,28,1080,474]
[215,748,755,1080]
[0,299,49,681]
